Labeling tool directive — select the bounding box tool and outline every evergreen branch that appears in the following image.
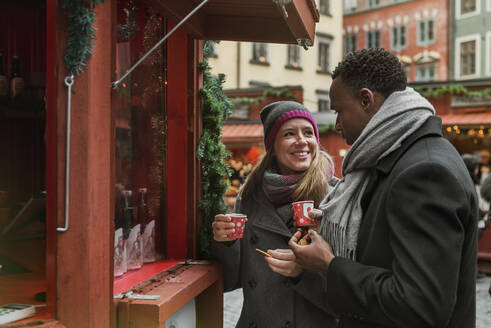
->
[61,0,106,76]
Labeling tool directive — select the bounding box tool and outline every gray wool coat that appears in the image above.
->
[211,187,338,328]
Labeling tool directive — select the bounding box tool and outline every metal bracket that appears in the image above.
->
[178,260,211,265]
[111,0,209,89]
[114,291,160,300]
[272,0,292,18]
[296,38,313,50]
[57,75,74,232]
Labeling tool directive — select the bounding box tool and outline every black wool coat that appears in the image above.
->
[212,187,338,328]
[325,116,478,328]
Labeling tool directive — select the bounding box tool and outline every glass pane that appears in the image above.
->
[113,0,167,276]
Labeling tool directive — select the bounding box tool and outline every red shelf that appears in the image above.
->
[113,260,181,295]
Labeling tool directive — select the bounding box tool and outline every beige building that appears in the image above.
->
[209,0,344,113]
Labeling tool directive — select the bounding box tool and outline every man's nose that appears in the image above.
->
[335,120,342,134]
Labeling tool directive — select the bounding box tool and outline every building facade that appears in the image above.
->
[451,0,491,80]
[209,0,343,113]
[343,0,450,83]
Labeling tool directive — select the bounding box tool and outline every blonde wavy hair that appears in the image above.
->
[240,142,334,207]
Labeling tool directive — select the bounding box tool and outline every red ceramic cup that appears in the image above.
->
[228,213,247,239]
[292,201,314,227]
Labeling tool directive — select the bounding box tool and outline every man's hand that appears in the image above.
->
[289,229,335,272]
[309,208,323,231]
[212,214,237,242]
[264,248,303,278]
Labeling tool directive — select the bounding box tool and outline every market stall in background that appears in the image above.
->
[413,79,491,273]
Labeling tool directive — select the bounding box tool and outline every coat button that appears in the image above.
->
[248,279,257,289]
[248,322,257,328]
[282,321,291,328]
[250,234,258,244]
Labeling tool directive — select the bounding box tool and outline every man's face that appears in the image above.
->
[329,77,372,145]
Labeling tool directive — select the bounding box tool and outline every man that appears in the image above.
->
[289,48,478,327]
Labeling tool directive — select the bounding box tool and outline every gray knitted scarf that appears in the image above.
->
[319,87,436,260]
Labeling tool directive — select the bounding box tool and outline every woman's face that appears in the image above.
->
[273,118,317,175]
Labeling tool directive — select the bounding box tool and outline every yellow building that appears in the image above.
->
[209,0,344,113]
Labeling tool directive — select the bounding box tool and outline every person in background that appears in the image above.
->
[211,101,338,327]
[477,149,491,184]
[289,48,478,328]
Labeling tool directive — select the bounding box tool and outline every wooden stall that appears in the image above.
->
[0,0,319,327]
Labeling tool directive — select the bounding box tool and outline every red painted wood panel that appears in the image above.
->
[166,21,188,259]
[46,0,57,318]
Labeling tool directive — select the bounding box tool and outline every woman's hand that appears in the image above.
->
[264,248,303,278]
[212,214,238,242]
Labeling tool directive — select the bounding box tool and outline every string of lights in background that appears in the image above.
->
[444,125,491,138]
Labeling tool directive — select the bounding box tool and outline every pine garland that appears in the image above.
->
[415,84,491,99]
[61,0,106,76]
[232,88,297,106]
[197,41,233,258]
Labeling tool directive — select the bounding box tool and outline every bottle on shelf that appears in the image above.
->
[123,190,143,270]
[10,55,25,100]
[0,53,8,101]
[114,188,127,277]
[139,188,156,263]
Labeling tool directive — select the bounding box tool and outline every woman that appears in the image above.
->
[211,101,338,327]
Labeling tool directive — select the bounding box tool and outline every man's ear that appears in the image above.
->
[360,88,375,111]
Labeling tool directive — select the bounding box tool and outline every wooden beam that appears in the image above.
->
[55,1,112,326]
[205,15,296,44]
[146,0,207,39]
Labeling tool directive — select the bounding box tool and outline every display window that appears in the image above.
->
[113,0,168,279]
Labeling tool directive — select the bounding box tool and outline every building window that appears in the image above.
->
[344,0,357,13]
[251,43,269,64]
[391,25,407,51]
[344,34,357,56]
[417,19,434,46]
[487,32,491,76]
[461,40,476,76]
[456,34,480,79]
[209,42,218,57]
[318,0,331,15]
[366,30,380,48]
[415,64,437,81]
[317,35,333,73]
[461,0,476,14]
[456,0,480,18]
[368,0,380,8]
[318,98,331,112]
[403,64,410,82]
[316,91,331,112]
[286,45,302,69]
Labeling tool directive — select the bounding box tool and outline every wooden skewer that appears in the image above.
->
[255,248,271,257]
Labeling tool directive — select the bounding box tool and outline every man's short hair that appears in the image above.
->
[332,48,407,98]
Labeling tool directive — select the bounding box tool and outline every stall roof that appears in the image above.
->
[441,112,491,127]
[222,123,264,144]
[150,0,319,45]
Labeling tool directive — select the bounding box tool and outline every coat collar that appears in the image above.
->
[250,188,293,239]
[375,116,442,175]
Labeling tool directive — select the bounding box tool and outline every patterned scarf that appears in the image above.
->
[319,87,435,260]
[263,170,303,208]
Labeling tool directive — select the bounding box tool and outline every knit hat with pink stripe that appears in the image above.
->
[260,101,319,149]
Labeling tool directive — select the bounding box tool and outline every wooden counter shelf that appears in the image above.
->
[116,261,223,328]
